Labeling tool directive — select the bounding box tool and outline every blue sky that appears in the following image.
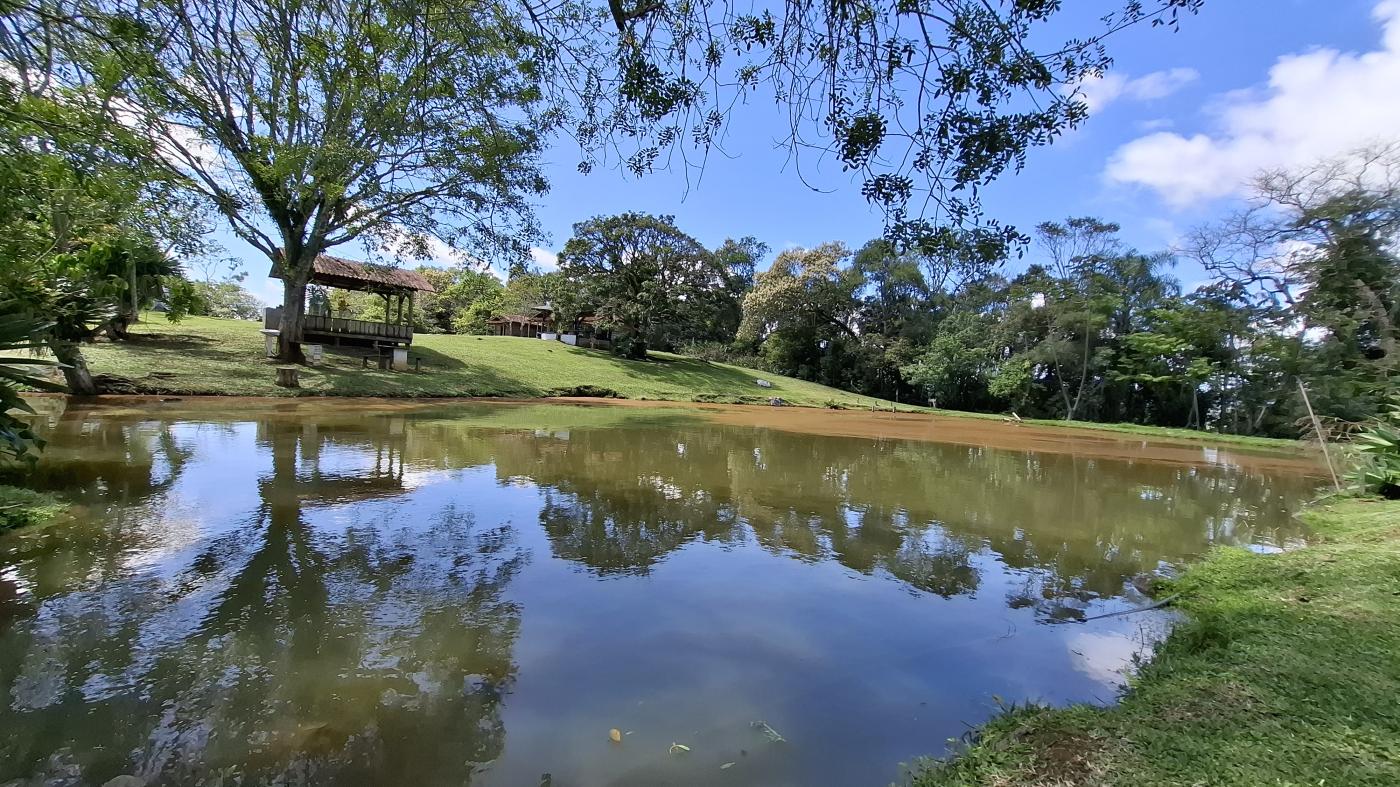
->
[237,0,1399,305]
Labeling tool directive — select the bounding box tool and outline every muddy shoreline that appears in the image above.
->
[24,393,1324,477]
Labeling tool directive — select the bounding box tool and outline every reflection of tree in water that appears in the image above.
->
[486,425,1309,614]
[0,407,1316,782]
[15,415,195,506]
[0,417,524,786]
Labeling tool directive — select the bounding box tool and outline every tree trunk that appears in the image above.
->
[128,258,140,324]
[50,340,98,396]
[278,275,309,363]
[104,314,133,341]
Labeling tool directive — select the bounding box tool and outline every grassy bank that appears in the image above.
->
[912,497,1400,786]
[73,316,1302,450]
[0,485,65,530]
[78,316,904,409]
[926,407,1300,450]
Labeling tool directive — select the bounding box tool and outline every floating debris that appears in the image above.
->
[720,762,736,770]
[669,742,691,755]
[751,720,786,743]
[608,728,622,743]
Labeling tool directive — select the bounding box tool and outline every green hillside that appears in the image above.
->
[78,316,908,408]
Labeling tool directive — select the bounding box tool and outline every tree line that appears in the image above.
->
[530,147,1395,439]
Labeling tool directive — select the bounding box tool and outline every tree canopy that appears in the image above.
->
[558,212,721,358]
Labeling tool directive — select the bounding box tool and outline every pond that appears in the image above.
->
[0,398,1322,787]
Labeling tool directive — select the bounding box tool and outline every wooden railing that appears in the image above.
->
[304,314,412,341]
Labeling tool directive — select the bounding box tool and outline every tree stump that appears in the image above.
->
[275,365,300,388]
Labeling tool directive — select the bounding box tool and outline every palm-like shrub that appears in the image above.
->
[0,302,62,462]
[1352,400,1400,499]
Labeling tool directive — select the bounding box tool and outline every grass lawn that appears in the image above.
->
[911,496,1400,786]
[77,315,906,409]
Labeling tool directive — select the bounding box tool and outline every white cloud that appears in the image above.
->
[1143,218,1183,248]
[1067,67,1199,113]
[1107,0,1400,207]
[529,247,559,271]
[252,277,284,308]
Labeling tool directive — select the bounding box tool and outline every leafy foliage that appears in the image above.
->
[1350,400,1400,498]
[1191,143,1400,422]
[558,213,724,358]
[0,485,65,530]
[525,0,1203,259]
[0,304,62,463]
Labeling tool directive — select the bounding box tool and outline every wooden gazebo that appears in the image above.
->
[487,305,553,338]
[269,254,436,348]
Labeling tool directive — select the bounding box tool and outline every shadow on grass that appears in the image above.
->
[308,350,539,398]
[121,332,218,348]
[619,354,773,393]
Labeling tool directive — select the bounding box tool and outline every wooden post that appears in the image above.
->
[1298,380,1342,492]
[275,366,300,388]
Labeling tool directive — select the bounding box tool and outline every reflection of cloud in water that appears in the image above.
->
[1066,618,1173,691]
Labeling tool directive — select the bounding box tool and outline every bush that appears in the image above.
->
[1351,400,1400,498]
[0,485,65,530]
[675,340,778,374]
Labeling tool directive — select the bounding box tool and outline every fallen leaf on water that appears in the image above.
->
[608,728,622,743]
[720,762,735,770]
[669,743,691,755]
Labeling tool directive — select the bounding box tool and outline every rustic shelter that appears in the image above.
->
[486,304,612,348]
[268,254,436,348]
[487,305,553,338]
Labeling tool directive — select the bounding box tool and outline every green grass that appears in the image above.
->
[76,315,908,409]
[0,484,65,530]
[910,496,1400,787]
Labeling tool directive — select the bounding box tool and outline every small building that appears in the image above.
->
[267,254,436,348]
[487,305,553,338]
[487,305,612,349]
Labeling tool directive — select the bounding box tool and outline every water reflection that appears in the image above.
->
[2,413,525,786]
[0,401,1317,786]
[480,425,1305,619]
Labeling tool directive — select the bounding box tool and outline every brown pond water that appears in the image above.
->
[0,398,1322,786]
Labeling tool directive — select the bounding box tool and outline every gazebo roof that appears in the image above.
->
[270,254,437,294]
[487,313,550,326]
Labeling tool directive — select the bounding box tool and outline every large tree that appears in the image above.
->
[739,243,865,385]
[49,0,550,361]
[1191,144,1400,422]
[558,212,719,358]
[0,25,208,393]
[6,0,1208,368]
